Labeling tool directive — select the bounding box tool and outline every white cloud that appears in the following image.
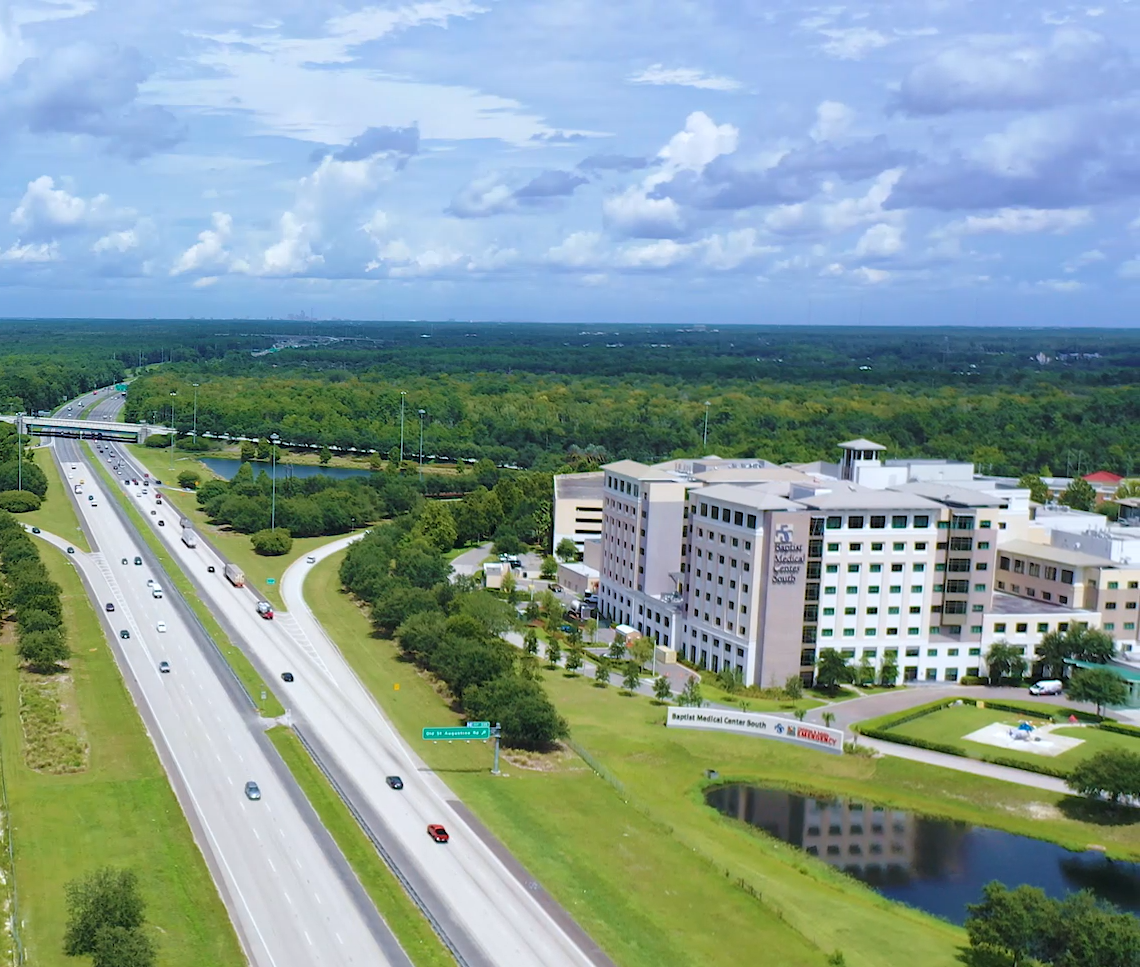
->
[853,266,891,284]
[766,169,904,238]
[0,240,59,262]
[854,223,904,258]
[657,111,739,171]
[1036,278,1085,291]
[547,231,604,269]
[603,186,685,238]
[1063,248,1105,272]
[936,207,1091,237]
[10,176,108,234]
[811,101,855,141]
[1119,257,1140,279]
[628,64,742,92]
[616,239,692,269]
[818,27,893,60]
[192,276,219,288]
[170,212,232,276]
[92,228,138,254]
[251,212,322,277]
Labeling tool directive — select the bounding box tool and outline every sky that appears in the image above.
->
[2,0,1140,324]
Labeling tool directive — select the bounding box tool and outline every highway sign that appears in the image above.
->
[466,721,491,729]
[422,726,490,741]
[266,578,276,585]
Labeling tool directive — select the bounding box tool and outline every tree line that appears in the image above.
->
[0,511,69,671]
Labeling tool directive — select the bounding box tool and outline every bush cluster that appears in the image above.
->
[0,511,69,670]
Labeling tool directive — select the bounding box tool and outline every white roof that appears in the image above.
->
[837,438,887,451]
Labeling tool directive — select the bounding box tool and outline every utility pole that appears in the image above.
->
[192,383,200,441]
[703,401,711,449]
[270,432,280,531]
[16,414,22,492]
[169,392,176,470]
[399,391,406,463]
[418,408,426,468]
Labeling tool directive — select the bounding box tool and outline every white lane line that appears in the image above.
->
[304,931,313,947]
[283,890,294,908]
[314,892,322,906]
[267,856,277,873]
[336,933,344,946]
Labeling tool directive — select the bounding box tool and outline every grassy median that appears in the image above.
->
[84,443,285,718]
[1,544,243,967]
[266,727,454,967]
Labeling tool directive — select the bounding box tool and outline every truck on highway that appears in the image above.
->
[224,563,245,587]
[256,601,274,620]
[181,529,198,549]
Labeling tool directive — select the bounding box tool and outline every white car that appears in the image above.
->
[305,555,316,564]
[157,621,167,633]
[146,579,155,588]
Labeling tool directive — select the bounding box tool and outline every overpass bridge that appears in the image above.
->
[0,414,175,443]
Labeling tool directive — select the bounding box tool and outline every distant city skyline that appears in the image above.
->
[1,2,1139,324]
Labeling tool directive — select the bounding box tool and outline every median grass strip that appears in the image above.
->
[84,443,285,718]
[306,553,973,967]
[265,726,455,967]
[125,444,356,609]
[21,447,89,551]
[2,543,244,967]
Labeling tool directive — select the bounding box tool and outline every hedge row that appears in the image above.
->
[0,511,69,670]
[1099,721,1140,739]
[858,727,966,758]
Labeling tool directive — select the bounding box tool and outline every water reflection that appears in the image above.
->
[199,457,375,482]
[705,784,1140,924]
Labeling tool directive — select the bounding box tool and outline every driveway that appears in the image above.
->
[449,542,492,581]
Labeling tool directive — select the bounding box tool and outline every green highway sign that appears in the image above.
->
[114,384,128,392]
[422,726,491,741]
[266,578,276,585]
[466,721,491,729]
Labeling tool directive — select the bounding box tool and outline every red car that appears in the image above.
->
[256,601,274,620]
[427,824,449,843]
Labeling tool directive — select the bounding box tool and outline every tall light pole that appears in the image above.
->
[270,432,279,531]
[192,383,200,442]
[16,414,23,493]
[399,391,406,464]
[418,409,426,469]
[702,400,711,449]
[169,392,177,469]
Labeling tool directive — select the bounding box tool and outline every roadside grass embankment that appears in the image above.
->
[21,447,89,552]
[305,551,978,967]
[85,443,285,718]
[2,542,243,967]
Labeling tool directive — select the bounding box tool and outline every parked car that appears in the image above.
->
[121,557,128,565]
[305,555,316,564]
[1029,679,1064,696]
[548,584,563,593]
[157,520,165,527]
[427,823,449,843]
[244,781,261,801]
[386,776,404,790]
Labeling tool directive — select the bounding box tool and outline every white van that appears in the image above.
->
[151,585,164,599]
[1028,679,1063,695]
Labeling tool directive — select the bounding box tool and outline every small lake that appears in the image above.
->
[705,785,1140,924]
[199,457,375,482]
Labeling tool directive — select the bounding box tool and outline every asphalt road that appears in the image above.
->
[52,391,403,967]
[92,417,606,967]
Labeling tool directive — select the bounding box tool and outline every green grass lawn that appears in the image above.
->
[125,444,364,609]
[266,727,454,967]
[21,447,90,551]
[85,443,285,718]
[892,705,1140,767]
[305,552,974,967]
[1,544,243,967]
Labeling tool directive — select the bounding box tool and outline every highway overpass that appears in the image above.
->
[0,414,174,443]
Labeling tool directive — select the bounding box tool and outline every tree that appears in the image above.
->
[319,446,332,466]
[555,537,579,562]
[415,502,458,552]
[256,437,271,460]
[584,618,598,643]
[565,643,584,675]
[523,628,539,656]
[965,882,1053,967]
[1037,626,1116,679]
[985,639,1027,685]
[17,628,69,671]
[1067,748,1140,804]
[594,661,609,687]
[239,440,257,464]
[822,711,836,729]
[879,660,898,687]
[815,649,854,694]
[0,490,41,512]
[250,527,293,556]
[678,677,702,707]
[1066,666,1128,716]
[177,470,200,490]
[608,635,627,661]
[1060,477,1097,512]
[1017,473,1051,505]
[717,666,742,693]
[622,660,641,693]
[92,925,156,967]
[540,554,558,580]
[784,675,803,700]
[64,867,147,957]
[653,675,673,703]
[856,653,876,687]
[629,635,653,669]
[500,569,516,601]
[462,675,568,750]
[545,638,562,668]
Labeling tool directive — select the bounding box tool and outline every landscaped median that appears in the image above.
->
[854,696,1140,780]
[84,442,285,717]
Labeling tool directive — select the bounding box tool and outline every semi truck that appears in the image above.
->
[224,563,245,587]
[181,529,198,549]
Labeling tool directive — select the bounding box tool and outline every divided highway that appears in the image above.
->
[47,392,405,967]
[82,394,607,967]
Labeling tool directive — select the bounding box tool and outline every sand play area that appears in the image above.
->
[962,721,1086,757]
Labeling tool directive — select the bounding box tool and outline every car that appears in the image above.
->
[281,672,294,683]
[157,621,167,633]
[133,557,142,565]
[207,565,216,573]
[120,629,130,639]
[156,498,162,505]
[105,603,115,612]
[158,661,170,673]
[427,824,449,843]
[91,503,98,507]
[116,471,121,475]
[1029,679,1064,696]
[31,527,39,534]
[147,579,155,587]
[66,547,75,555]
[305,555,316,564]
[70,465,77,471]
[154,479,162,485]
[385,776,404,790]
[86,494,94,502]
[549,584,563,593]
[256,601,274,620]
[244,781,261,801]
[150,510,156,515]
[121,557,128,565]
[157,520,165,527]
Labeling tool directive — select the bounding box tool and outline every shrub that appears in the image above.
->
[250,527,293,556]
[960,675,987,686]
[0,490,41,512]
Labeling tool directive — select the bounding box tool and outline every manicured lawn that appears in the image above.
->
[85,443,285,718]
[893,705,1140,767]
[126,444,365,609]
[2,544,243,967]
[698,679,824,714]
[21,447,90,551]
[306,552,972,967]
[266,728,454,967]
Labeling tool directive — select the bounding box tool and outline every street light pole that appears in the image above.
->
[418,409,425,467]
[169,392,177,469]
[399,391,406,464]
[702,400,711,448]
[16,414,22,492]
[192,383,199,441]
[270,432,279,531]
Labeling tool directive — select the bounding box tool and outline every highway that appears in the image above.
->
[46,391,405,967]
[84,394,608,967]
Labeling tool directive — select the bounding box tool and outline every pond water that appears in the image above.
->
[199,457,375,482]
[705,785,1140,924]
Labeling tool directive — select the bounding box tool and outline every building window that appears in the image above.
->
[907,647,921,657]
[870,515,886,529]
[826,516,842,529]
[849,515,864,529]
[891,564,904,573]
[823,607,835,616]
[999,556,1011,571]
[1028,563,1041,578]
[913,563,926,572]
[825,586,837,595]
[871,542,884,552]
[888,606,900,615]
[915,542,927,551]
[893,541,905,552]
[892,515,908,529]
[1016,623,1028,633]
[914,515,930,528]
[746,514,757,529]
[821,629,834,637]
[843,628,855,637]
[889,585,902,594]
[1061,570,1074,585]
[866,606,879,615]
[844,607,857,616]
[827,543,840,552]
[846,586,858,595]
[1105,622,1115,631]
[886,628,898,636]
[870,564,882,573]
[868,585,880,594]
[847,563,861,573]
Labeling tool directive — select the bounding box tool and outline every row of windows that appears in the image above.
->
[826,562,927,573]
[995,580,1069,604]
[993,621,1073,635]
[695,503,759,529]
[1103,622,1138,632]
[1106,580,1140,590]
[998,557,1074,583]
[802,647,984,662]
[826,541,930,553]
[692,529,753,551]
[824,585,925,595]
[817,514,933,531]
[606,476,639,496]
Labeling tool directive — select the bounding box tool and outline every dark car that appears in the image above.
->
[120,629,130,639]
[385,776,404,790]
[134,557,142,565]
[281,672,294,683]
[121,557,128,565]
[31,527,40,534]
[66,547,75,555]
[207,565,216,573]
[157,520,165,527]
[105,603,115,612]
[549,584,563,593]
[427,824,449,843]
[150,510,156,515]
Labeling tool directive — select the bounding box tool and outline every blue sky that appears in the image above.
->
[2,0,1140,324]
